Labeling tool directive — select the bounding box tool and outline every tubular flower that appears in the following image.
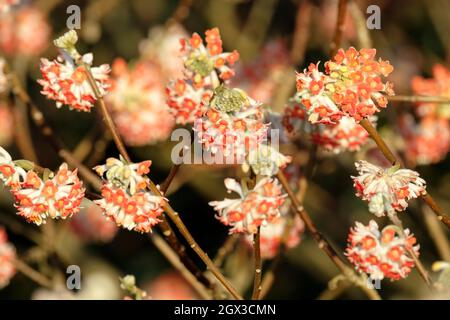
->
[70,201,118,243]
[296,48,394,124]
[311,116,374,154]
[194,85,268,160]
[0,227,16,289]
[345,220,419,281]
[180,28,239,85]
[209,177,286,234]
[166,77,213,124]
[106,59,175,146]
[0,6,50,56]
[399,114,450,166]
[38,53,110,112]
[12,163,85,225]
[94,157,165,233]
[243,144,291,177]
[411,64,450,118]
[244,214,304,259]
[282,96,373,154]
[352,160,426,217]
[0,146,26,190]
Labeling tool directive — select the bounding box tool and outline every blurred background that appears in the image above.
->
[0,0,450,299]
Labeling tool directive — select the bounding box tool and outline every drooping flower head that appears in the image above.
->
[209,177,286,234]
[94,157,165,233]
[194,85,268,161]
[38,53,110,112]
[106,59,174,146]
[0,6,50,56]
[0,226,16,289]
[346,220,419,281]
[13,163,85,225]
[296,48,394,124]
[352,160,426,217]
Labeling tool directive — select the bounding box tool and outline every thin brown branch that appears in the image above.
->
[83,66,243,300]
[330,0,348,57]
[359,118,450,230]
[276,170,381,300]
[14,259,53,289]
[251,227,262,300]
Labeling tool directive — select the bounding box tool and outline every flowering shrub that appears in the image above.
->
[94,157,165,233]
[346,220,419,281]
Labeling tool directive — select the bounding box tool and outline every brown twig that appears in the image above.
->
[276,170,381,300]
[14,259,54,289]
[359,118,450,230]
[329,0,348,57]
[83,66,242,300]
[251,227,262,300]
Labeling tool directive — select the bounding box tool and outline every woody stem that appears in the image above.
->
[83,66,242,300]
[359,118,450,230]
[251,227,262,300]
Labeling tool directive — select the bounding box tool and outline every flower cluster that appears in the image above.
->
[0,227,16,289]
[296,48,394,124]
[346,220,419,281]
[0,147,26,190]
[13,163,85,225]
[0,6,50,56]
[282,96,373,154]
[194,85,268,160]
[105,59,174,146]
[209,177,286,234]
[38,53,110,112]
[166,28,239,124]
[70,201,118,243]
[232,39,290,104]
[399,64,450,165]
[399,114,450,166]
[244,214,304,259]
[352,160,426,217]
[94,157,165,233]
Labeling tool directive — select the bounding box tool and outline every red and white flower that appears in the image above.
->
[346,220,419,281]
[38,53,110,112]
[106,59,174,146]
[296,48,394,124]
[0,226,16,289]
[0,146,26,190]
[209,177,286,234]
[94,157,165,233]
[0,6,50,56]
[194,87,268,160]
[13,163,85,225]
[352,160,426,217]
